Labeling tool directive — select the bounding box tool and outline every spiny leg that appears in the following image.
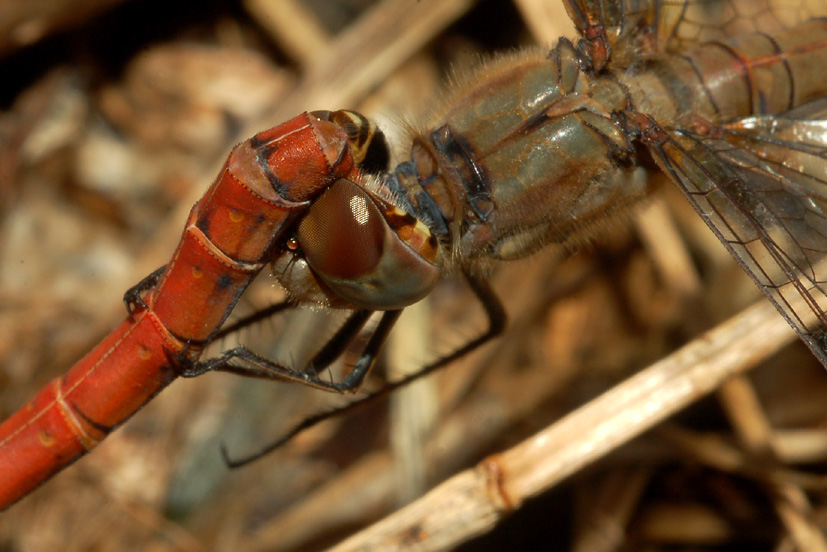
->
[223,270,505,467]
[306,309,375,375]
[181,309,401,394]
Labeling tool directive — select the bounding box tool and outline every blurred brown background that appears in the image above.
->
[1,1,826,550]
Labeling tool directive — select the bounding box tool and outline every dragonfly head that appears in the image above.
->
[272,110,443,310]
[273,177,444,310]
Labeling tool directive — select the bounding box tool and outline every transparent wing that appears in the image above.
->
[664,0,825,51]
[640,98,827,366]
[562,0,826,69]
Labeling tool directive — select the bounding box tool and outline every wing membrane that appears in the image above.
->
[562,0,826,69]
[642,98,827,365]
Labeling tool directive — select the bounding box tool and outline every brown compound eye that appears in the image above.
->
[297,178,442,310]
[298,179,384,280]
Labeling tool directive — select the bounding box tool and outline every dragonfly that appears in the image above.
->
[2,0,827,539]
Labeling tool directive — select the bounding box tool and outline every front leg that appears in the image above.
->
[181,310,401,394]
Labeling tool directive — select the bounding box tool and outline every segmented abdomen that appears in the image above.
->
[622,18,827,123]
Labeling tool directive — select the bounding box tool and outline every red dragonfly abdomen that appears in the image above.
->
[0,112,363,509]
[0,314,176,508]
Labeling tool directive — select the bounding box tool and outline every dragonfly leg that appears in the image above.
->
[189,308,374,380]
[305,309,375,375]
[301,271,505,408]
[335,309,402,390]
[304,270,506,415]
[182,309,402,394]
[123,265,167,315]
[221,271,506,467]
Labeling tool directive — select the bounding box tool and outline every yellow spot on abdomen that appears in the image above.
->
[137,345,152,360]
[192,266,203,278]
[229,210,244,223]
[38,430,56,448]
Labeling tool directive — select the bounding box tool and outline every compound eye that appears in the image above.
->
[298,179,384,282]
[297,178,442,310]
